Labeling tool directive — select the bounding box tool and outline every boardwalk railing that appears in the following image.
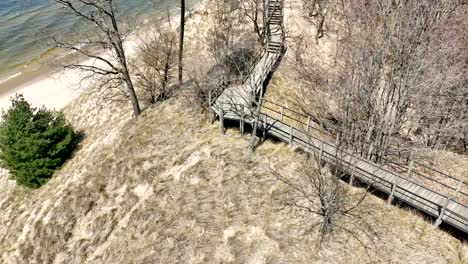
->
[211,101,468,234]
[259,99,468,205]
[210,0,467,235]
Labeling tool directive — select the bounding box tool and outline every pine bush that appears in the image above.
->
[0,94,77,188]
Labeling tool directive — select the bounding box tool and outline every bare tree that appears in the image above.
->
[134,17,178,104]
[302,0,318,17]
[315,1,328,39]
[335,0,467,160]
[183,0,246,113]
[294,0,467,161]
[52,0,141,117]
[410,5,468,153]
[239,0,266,43]
[302,0,329,40]
[271,152,377,248]
[206,0,239,63]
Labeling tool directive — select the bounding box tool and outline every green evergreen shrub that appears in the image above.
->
[0,94,77,188]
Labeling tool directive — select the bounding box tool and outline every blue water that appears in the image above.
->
[0,0,197,78]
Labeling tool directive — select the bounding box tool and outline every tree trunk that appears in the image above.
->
[179,0,186,87]
[124,76,142,117]
[118,51,141,117]
[110,8,141,117]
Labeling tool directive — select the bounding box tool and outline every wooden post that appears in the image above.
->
[260,85,264,100]
[407,160,414,178]
[259,115,267,142]
[289,124,293,145]
[250,89,254,107]
[306,116,311,133]
[434,179,464,227]
[220,102,225,135]
[208,90,213,124]
[319,141,324,161]
[281,106,284,121]
[453,179,464,202]
[208,90,212,107]
[388,174,399,204]
[349,161,356,185]
[240,105,245,136]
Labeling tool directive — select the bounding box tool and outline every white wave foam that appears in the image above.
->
[0,72,22,85]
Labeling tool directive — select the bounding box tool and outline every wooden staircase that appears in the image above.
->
[208,0,468,236]
[266,0,284,53]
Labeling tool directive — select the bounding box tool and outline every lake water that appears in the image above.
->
[0,0,198,85]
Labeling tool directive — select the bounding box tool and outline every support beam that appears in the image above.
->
[349,161,356,185]
[407,160,414,178]
[388,159,413,204]
[289,124,293,145]
[319,141,324,161]
[220,102,225,135]
[208,90,212,107]
[240,105,245,136]
[434,179,464,228]
[388,175,399,204]
[208,90,213,124]
[281,106,284,121]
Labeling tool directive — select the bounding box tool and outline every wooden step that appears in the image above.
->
[268,45,282,50]
[268,46,282,49]
[269,21,282,25]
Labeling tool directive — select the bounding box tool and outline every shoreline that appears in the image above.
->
[0,38,138,111]
[0,0,204,112]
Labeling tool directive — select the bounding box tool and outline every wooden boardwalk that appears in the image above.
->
[210,0,468,235]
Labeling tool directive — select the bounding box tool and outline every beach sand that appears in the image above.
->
[0,0,205,112]
[0,0,193,112]
[0,36,141,112]
[0,0,208,113]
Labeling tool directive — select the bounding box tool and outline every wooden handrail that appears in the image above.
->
[259,99,467,198]
[218,100,468,203]
[209,0,467,234]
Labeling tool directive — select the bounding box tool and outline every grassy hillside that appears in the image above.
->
[0,92,466,263]
[0,0,467,263]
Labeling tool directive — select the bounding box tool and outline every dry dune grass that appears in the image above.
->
[0,0,467,263]
[415,149,468,184]
[0,90,467,263]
